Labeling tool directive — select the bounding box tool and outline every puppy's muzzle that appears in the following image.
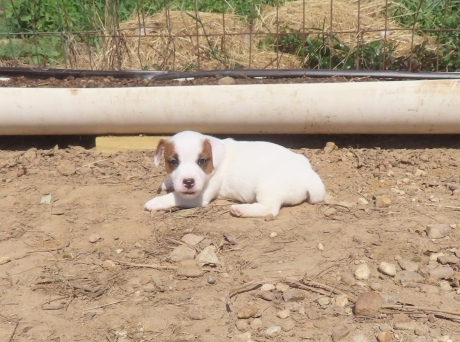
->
[183,178,195,189]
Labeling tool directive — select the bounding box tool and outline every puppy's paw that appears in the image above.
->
[144,198,165,211]
[230,204,244,217]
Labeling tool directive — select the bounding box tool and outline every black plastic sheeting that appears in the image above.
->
[1,67,460,81]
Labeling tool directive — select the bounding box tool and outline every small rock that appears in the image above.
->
[258,291,275,301]
[323,207,337,217]
[269,232,278,238]
[217,76,236,85]
[207,273,217,284]
[414,169,426,177]
[358,197,369,205]
[426,224,451,239]
[89,234,101,243]
[324,142,338,153]
[177,260,204,278]
[0,256,11,265]
[181,234,204,246]
[102,259,117,270]
[335,294,349,307]
[353,333,369,342]
[317,242,325,251]
[223,232,237,245]
[276,309,290,319]
[196,245,219,266]
[438,255,459,264]
[370,282,383,291]
[127,249,143,259]
[305,308,320,320]
[233,332,253,342]
[265,214,275,221]
[378,262,397,276]
[354,292,384,316]
[57,161,76,176]
[429,266,454,280]
[265,326,281,338]
[395,271,424,285]
[261,283,276,291]
[250,318,262,329]
[313,319,330,329]
[393,313,411,324]
[377,331,393,342]
[420,284,439,294]
[439,280,452,291]
[169,245,196,262]
[189,307,205,320]
[198,238,212,249]
[276,283,290,292]
[375,195,391,208]
[332,326,351,342]
[317,296,331,306]
[236,320,249,332]
[394,321,419,331]
[341,270,357,285]
[398,259,419,272]
[283,289,306,302]
[355,264,371,280]
[281,320,295,332]
[116,249,123,254]
[237,305,259,319]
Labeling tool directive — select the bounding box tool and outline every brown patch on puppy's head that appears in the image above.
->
[163,140,179,174]
[197,139,214,174]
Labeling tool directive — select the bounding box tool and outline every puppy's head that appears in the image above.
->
[154,131,225,199]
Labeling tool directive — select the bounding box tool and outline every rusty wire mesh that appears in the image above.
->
[0,0,459,72]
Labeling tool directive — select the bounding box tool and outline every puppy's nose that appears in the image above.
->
[183,178,195,189]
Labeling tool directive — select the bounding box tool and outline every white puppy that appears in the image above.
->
[144,131,326,217]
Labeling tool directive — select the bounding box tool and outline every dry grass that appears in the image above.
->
[87,0,434,70]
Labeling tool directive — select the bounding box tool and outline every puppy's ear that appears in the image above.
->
[206,137,225,168]
[154,139,166,167]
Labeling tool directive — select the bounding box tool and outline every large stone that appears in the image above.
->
[354,292,384,316]
[426,224,451,239]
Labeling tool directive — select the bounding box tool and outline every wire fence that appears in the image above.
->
[0,0,459,72]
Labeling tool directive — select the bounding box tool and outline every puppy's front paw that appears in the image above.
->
[230,204,243,217]
[144,198,165,211]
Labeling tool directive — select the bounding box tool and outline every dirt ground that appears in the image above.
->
[0,132,459,342]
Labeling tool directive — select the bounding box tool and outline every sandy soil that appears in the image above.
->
[1,132,460,342]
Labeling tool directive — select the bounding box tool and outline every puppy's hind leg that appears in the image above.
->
[230,201,281,218]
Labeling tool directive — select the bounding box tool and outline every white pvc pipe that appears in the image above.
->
[1,79,459,135]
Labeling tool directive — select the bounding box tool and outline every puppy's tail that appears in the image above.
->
[305,171,326,203]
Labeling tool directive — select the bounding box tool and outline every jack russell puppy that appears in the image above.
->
[144,131,326,217]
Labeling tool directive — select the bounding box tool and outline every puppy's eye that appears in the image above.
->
[168,158,179,167]
[197,158,208,166]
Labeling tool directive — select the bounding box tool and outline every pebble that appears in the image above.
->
[237,305,259,319]
[341,270,357,285]
[358,197,369,205]
[207,273,217,284]
[217,76,236,85]
[370,282,383,291]
[269,232,278,238]
[189,307,205,320]
[317,242,325,251]
[250,318,262,329]
[276,309,290,319]
[420,284,439,294]
[429,266,454,280]
[354,292,384,316]
[233,332,253,342]
[324,142,338,153]
[439,280,452,291]
[377,331,393,342]
[127,249,144,259]
[281,320,295,332]
[102,259,117,270]
[414,169,426,177]
[335,294,349,307]
[438,255,459,264]
[116,249,123,254]
[258,291,275,301]
[283,289,306,302]
[181,234,204,246]
[378,262,397,276]
[375,195,391,208]
[261,283,275,291]
[317,296,331,306]
[426,224,451,239]
[223,232,237,245]
[236,320,249,332]
[323,207,337,217]
[353,333,370,342]
[176,260,204,278]
[355,264,371,280]
[88,233,101,243]
[169,245,196,262]
[276,283,290,292]
[395,271,424,285]
[198,238,212,249]
[332,326,350,342]
[57,160,76,176]
[394,321,420,331]
[196,245,219,266]
[265,214,275,221]
[430,252,444,261]
[0,256,11,265]
[305,308,320,320]
[398,259,419,272]
[265,326,281,338]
